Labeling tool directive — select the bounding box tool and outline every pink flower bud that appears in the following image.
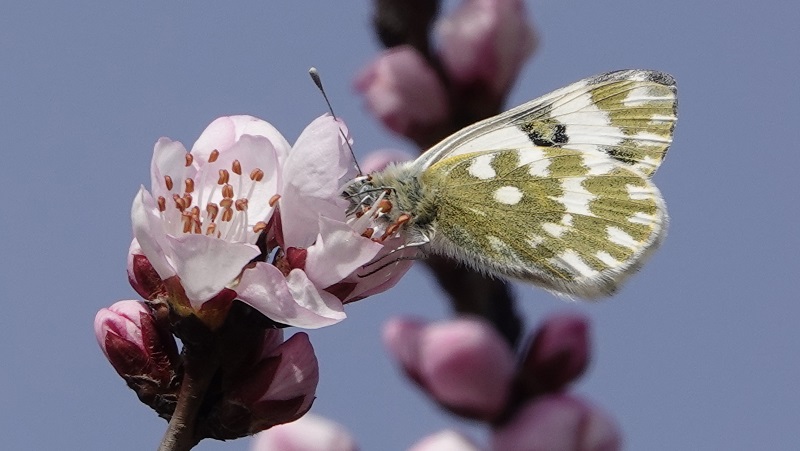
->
[491,395,621,451]
[229,332,320,433]
[418,317,515,420]
[127,240,166,301]
[94,300,179,398]
[409,430,483,451]
[436,0,537,97]
[250,413,357,451]
[382,316,427,383]
[520,313,590,394]
[360,149,414,174]
[354,45,450,139]
[384,316,515,421]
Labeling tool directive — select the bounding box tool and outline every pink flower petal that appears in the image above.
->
[491,395,622,451]
[227,115,292,164]
[236,263,346,329]
[190,116,236,162]
[409,430,483,451]
[165,233,260,308]
[280,115,355,248]
[251,413,357,451]
[131,186,176,281]
[304,217,383,288]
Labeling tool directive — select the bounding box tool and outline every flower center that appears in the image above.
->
[156,150,269,242]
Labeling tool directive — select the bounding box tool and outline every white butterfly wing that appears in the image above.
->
[414,70,677,178]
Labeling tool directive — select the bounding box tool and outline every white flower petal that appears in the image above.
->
[165,233,260,308]
[228,115,292,164]
[131,186,176,280]
[150,138,192,198]
[190,116,236,162]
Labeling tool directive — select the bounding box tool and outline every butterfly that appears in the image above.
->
[345,70,677,299]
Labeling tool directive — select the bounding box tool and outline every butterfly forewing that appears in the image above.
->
[417,70,677,178]
[421,147,666,298]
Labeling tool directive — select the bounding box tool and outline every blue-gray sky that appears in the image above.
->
[2,1,798,450]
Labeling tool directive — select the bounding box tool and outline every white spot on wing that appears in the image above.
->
[494,186,523,205]
[468,153,496,180]
[516,148,550,177]
[629,211,659,225]
[551,177,595,216]
[607,226,639,249]
[527,234,545,248]
[623,86,659,106]
[543,222,567,237]
[596,251,622,267]
[558,250,599,277]
[626,184,654,200]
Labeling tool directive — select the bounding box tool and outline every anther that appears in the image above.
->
[209,149,220,163]
[164,175,174,191]
[185,153,194,167]
[184,178,195,193]
[380,213,411,241]
[235,198,248,211]
[218,169,230,185]
[206,203,219,221]
[250,168,264,182]
[222,184,234,199]
[221,207,233,222]
[219,198,233,208]
[206,223,217,235]
[253,221,268,233]
[157,196,167,212]
[173,194,187,212]
[378,199,393,213]
[181,212,193,233]
[232,159,242,175]
[361,228,375,238]
[269,194,281,207]
[182,193,193,207]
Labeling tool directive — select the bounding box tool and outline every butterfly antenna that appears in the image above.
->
[309,67,362,175]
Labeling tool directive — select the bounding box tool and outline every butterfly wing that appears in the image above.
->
[419,146,666,298]
[415,70,677,178]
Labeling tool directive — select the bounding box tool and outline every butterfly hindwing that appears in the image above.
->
[419,146,666,298]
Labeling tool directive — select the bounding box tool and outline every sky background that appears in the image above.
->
[1,1,798,450]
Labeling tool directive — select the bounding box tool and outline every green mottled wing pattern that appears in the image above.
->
[420,147,666,298]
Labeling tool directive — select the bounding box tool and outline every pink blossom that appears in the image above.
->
[384,316,516,420]
[94,300,178,388]
[130,114,405,329]
[250,413,358,451]
[436,0,537,96]
[521,313,590,393]
[130,115,283,319]
[491,395,621,451]
[354,45,450,137]
[409,430,483,451]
